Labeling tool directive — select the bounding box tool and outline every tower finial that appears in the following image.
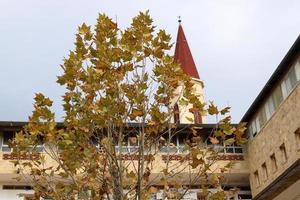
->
[178,16,181,24]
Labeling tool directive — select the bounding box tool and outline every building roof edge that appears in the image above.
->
[241,34,300,123]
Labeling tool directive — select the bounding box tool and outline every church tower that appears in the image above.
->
[173,21,205,124]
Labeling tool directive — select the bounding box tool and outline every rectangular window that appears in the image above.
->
[264,102,271,121]
[295,58,300,81]
[248,120,257,138]
[2,132,44,153]
[178,136,186,153]
[119,138,129,153]
[117,137,140,153]
[2,185,32,190]
[281,79,288,98]
[255,117,261,134]
[280,143,288,163]
[2,132,15,152]
[225,146,234,153]
[128,136,139,153]
[270,153,278,172]
[262,162,268,180]
[115,140,125,153]
[234,146,243,154]
[294,128,300,150]
[288,67,298,90]
[35,135,44,152]
[91,136,100,148]
[266,97,275,120]
[24,135,44,153]
[282,67,298,98]
[258,108,267,128]
[254,170,260,187]
[159,135,178,153]
[223,144,243,154]
[273,85,283,109]
[173,103,180,124]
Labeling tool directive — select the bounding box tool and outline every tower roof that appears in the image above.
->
[174,24,200,79]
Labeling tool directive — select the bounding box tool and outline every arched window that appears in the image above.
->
[193,105,202,124]
[173,103,180,124]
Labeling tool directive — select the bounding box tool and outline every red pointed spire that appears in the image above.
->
[174,24,200,79]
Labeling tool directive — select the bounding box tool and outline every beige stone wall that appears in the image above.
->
[0,151,249,186]
[171,78,205,124]
[247,83,300,197]
[0,152,59,185]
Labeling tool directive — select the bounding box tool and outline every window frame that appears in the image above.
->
[1,131,15,152]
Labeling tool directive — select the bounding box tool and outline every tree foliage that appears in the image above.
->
[13,11,246,200]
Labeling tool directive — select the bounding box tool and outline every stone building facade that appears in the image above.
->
[242,35,300,200]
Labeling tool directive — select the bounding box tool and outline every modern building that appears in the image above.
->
[0,23,299,200]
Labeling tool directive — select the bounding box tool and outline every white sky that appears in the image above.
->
[0,0,299,122]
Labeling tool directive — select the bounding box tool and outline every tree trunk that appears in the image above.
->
[111,164,123,200]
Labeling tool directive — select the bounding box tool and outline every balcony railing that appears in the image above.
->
[212,145,243,154]
[1,142,243,155]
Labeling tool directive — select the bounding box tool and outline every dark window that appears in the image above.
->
[280,143,288,163]
[234,147,243,154]
[194,111,201,124]
[225,147,234,153]
[270,153,278,172]
[254,170,260,187]
[3,185,32,190]
[35,135,44,152]
[295,128,300,150]
[2,132,15,152]
[173,103,180,124]
[238,194,252,199]
[91,136,100,147]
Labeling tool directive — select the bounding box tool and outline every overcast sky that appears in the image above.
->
[0,0,299,123]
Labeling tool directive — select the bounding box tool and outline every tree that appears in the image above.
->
[13,11,246,200]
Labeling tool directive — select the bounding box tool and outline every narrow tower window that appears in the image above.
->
[294,128,300,150]
[279,143,288,163]
[262,162,268,180]
[173,103,180,124]
[191,104,202,124]
[270,153,278,172]
[254,170,260,187]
